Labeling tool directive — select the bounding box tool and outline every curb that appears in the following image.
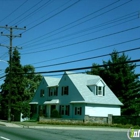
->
[0,121,128,132]
[26,125,128,132]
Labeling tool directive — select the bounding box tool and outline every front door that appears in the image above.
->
[51,105,56,115]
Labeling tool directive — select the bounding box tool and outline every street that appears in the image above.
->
[0,125,133,140]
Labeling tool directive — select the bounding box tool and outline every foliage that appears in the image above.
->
[51,109,61,118]
[0,48,42,120]
[87,51,140,115]
[1,48,25,120]
[23,65,42,101]
[113,116,140,126]
[38,120,140,129]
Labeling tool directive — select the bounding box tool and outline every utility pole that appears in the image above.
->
[0,25,26,122]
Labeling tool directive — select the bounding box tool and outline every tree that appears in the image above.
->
[1,48,25,120]
[0,49,42,120]
[22,65,42,118]
[88,51,140,115]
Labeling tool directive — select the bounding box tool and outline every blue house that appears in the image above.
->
[29,71,123,120]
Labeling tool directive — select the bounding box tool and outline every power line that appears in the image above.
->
[22,0,81,34]
[9,0,43,25]
[1,62,140,79]
[30,37,140,65]
[21,25,140,55]
[18,0,120,46]
[20,0,132,47]
[0,0,28,23]
[22,14,138,52]
[0,75,6,80]
[35,47,140,69]
[35,65,140,77]
[32,58,140,74]
[26,0,71,27]
[34,0,132,45]
[14,0,53,25]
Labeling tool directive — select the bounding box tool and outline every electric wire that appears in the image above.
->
[18,0,120,46]
[22,15,138,52]
[0,58,139,78]
[19,0,132,47]
[31,37,140,65]
[26,0,72,27]
[32,0,132,44]
[21,25,140,55]
[9,0,43,25]
[34,47,140,69]
[14,0,53,25]
[33,59,140,74]
[0,0,28,23]
[21,0,81,34]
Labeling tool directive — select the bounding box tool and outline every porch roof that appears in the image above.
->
[29,102,38,104]
[44,99,59,105]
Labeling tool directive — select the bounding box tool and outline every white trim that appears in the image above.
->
[29,102,38,104]
[47,85,59,88]
[44,99,59,105]
[70,101,86,104]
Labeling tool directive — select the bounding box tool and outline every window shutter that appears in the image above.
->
[103,86,105,96]
[67,86,69,95]
[62,87,63,95]
[75,107,77,115]
[80,107,82,115]
[59,105,61,115]
[96,86,98,95]
[68,105,70,116]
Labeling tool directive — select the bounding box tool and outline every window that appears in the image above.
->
[62,86,69,95]
[40,89,44,97]
[59,105,70,116]
[98,86,102,95]
[49,87,58,96]
[96,86,105,96]
[75,107,82,115]
[65,105,70,116]
[60,105,64,115]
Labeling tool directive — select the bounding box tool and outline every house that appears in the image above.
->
[29,71,123,120]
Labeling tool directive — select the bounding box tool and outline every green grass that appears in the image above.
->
[13,120,140,129]
[39,121,140,128]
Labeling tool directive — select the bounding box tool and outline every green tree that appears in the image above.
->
[0,49,42,120]
[88,51,140,115]
[22,65,42,118]
[1,48,25,120]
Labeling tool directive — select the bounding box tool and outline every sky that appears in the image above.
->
[0,0,140,85]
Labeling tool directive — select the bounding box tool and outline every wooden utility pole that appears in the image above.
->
[0,25,26,121]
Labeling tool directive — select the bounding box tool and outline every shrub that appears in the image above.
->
[51,109,61,118]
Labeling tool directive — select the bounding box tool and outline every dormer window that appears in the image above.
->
[40,89,45,97]
[62,86,69,95]
[96,86,105,96]
[97,86,102,95]
[48,87,58,96]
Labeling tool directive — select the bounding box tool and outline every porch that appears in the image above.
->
[29,99,59,118]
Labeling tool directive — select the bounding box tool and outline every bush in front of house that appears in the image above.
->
[51,109,61,118]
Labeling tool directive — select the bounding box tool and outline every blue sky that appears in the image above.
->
[0,0,140,85]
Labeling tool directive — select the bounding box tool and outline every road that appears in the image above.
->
[0,126,132,140]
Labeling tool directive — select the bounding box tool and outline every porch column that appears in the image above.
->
[37,105,39,115]
[48,105,51,118]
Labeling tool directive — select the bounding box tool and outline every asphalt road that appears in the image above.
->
[0,126,133,140]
